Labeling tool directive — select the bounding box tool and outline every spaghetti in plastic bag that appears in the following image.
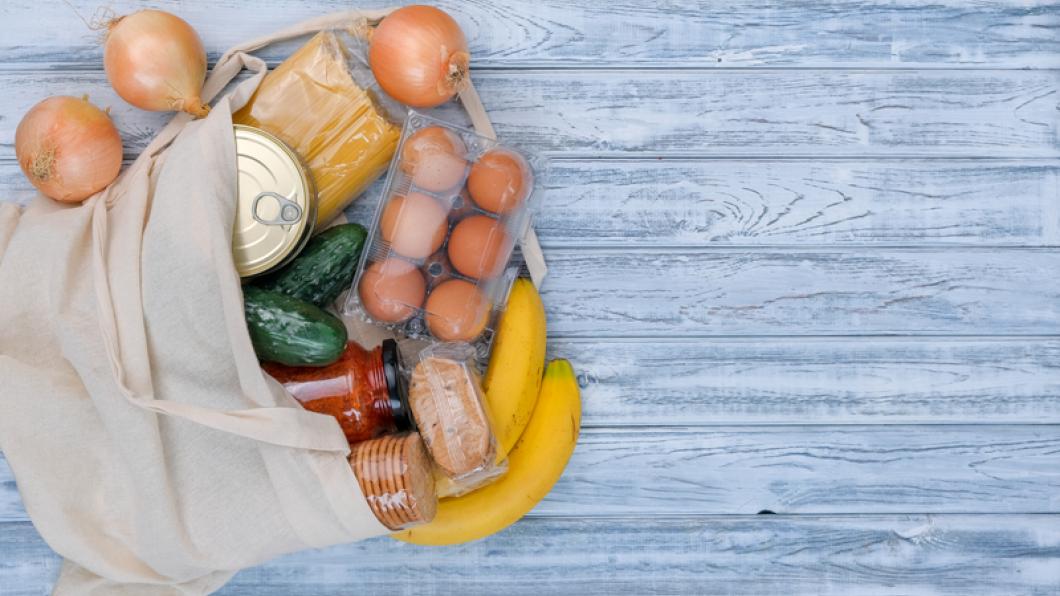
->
[234,28,402,228]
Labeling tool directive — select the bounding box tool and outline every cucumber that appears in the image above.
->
[255,223,367,307]
[243,286,347,367]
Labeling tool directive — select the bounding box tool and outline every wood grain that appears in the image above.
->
[0,69,1057,160]
[549,338,1060,425]
[7,159,1060,246]
[539,249,1060,337]
[3,515,1060,595]
[4,425,1058,522]
[1,0,1058,69]
[2,0,1059,593]
[528,160,1060,247]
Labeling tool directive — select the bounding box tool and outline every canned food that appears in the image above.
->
[232,124,316,278]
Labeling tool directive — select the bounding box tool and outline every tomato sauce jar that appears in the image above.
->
[262,339,413,444]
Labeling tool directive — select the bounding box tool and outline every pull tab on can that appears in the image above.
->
[232,125,317,278]
[252,191,304,226]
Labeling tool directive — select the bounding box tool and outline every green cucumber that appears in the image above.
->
[243,286,347,367]
[255,223,367,307]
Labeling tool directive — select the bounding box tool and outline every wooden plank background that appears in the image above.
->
[1,0,1058,594]
[3,515,1059,596]
[3,0,1058,69]
[2,70,1059,158]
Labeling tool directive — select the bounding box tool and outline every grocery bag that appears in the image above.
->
[0,8,542,594]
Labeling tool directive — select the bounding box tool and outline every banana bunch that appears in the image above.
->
[392,359,581,546]
[392,280,582,546]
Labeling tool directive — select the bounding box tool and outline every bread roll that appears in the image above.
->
[408,357,495,478]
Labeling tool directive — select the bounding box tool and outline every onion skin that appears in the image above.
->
[15,96,123,203]
[369,5,470,108]
[104,10,209,117]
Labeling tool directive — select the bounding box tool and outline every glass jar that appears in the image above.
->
[262,339,413,444]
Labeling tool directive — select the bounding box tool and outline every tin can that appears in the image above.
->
[232,124,316,278]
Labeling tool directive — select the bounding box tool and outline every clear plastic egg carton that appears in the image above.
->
[345,111,542,357]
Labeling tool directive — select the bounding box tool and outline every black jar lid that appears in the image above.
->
[381,339,414,431]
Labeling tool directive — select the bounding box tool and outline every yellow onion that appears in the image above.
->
[369,5,470,108]
[15,96,123,203]
[104,10,209,117]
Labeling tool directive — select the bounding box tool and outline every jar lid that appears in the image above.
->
[232,124,316,278]
[382,339,414,431]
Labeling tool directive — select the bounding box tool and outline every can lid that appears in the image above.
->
[381,339,414,431]
[232,125,316,278]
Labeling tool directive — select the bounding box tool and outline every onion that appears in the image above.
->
[104,10,209,117]
[15,96,123,203]
[369,6,470,108]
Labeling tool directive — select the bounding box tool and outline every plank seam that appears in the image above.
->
[1,64,1058,74]
[5,157,1060,164]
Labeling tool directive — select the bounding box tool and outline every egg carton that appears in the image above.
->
[344,111,543,357]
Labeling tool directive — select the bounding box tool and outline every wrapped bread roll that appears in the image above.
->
[408,345,497,480]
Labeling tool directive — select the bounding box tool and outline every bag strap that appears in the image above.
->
[90,8,545,451]
[215,9,393,58]
[90,10,400,453]
[111,8,548,286]
[457,85,548,287]
[125,9,393,173]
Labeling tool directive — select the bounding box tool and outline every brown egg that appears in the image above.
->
[380,192,449,260]
[467,149,532,214]
[447,215,512,280]
[425,279,491,342]
[401,126,468,192]
[359,259,426,323]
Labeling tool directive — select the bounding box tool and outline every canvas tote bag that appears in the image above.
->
[0,9,541,594]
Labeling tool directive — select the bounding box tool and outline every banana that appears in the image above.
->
[392,359,581,546]
[483,278,547,457]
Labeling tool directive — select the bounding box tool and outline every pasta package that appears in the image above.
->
[234,30,402,228]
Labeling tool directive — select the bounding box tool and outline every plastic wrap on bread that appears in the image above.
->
[407,343,506,493]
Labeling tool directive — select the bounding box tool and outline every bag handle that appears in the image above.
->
[125,9,393,172]
[457,85,548,286]
[90,10,401,453]
[213,9,547,286]
[90,8,545,452]
[114,7,548,285]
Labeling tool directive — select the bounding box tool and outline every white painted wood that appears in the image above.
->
[7,159,1060,246]
[3,515,1060,595]
[530,160,1060,247]
[2,0,1059,593]
[12,157,1060,245]
[2,336,1058,442]
[550,338,1060,425]
[539,249,1060,337]
[1,0,1057,69]
[0,70,1057,160]
[2,425,1058,522]
[12,203,1060,337]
